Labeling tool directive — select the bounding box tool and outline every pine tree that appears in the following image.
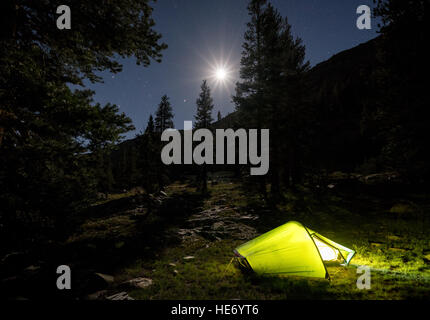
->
[275,12,310,191]
[0,0,166,240]
[145,114,155,134]
[154,97,174,190]
[217,111,222,122]
[195,80,214,129]
[370,0,430,180]
[140,114,158,193]
[233,0,309,196]
[155,95,174,133]
[232,0,269,197]
[194,80,214,193]
[233,0,267,129]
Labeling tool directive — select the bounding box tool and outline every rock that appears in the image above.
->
[106,291,134,301]
[25,265,40,272]
[327,184,336,189]
[239,214,259,221]
[361,172,400,185]
[128,277,153,289]
[389,248,407,253]
[169,263,177,267]
[183,256,195,261]
[173,270,179,276]
[212,222,224,231]
[95,273,115,284]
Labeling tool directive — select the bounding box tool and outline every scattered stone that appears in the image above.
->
[183,256,195,261]
[128,277,153,289]
[173,270,179,276]
[169,263,177,267]
[389,248,407,253]
[174,228,203,242]
[25,265,40,272]
[327,184,335,189]
[239,214,259,221]
[212,222,224,231]
[106,291,134,301]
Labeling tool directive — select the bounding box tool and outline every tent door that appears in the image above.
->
[312,235,344,263]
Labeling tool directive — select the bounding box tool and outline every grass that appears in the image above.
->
[70,176,430,300]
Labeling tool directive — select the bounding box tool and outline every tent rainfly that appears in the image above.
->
[234,221,355,279]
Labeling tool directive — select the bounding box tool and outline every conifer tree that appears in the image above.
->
[145,114,155,134]
[154,97,174,190]
[234,0,309,196]
[195,80,214,129]
[233,0,267,129]
[140,114,158,193]
[370,0,429,180]
[0,0,167,240]
[194,80,214,193]
[155,95,174,133]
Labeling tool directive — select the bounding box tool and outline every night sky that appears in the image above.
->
[85,0,379,139]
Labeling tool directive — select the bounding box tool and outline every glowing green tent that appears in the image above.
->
[234,221,355,279]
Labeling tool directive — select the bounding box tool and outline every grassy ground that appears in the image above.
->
[69,174,430,300]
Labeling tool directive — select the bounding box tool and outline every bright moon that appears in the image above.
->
[206,60,235,91]
[215,68,227,81]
